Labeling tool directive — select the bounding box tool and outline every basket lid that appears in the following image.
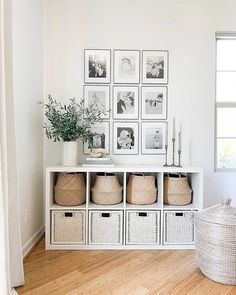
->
[195,197,236,226]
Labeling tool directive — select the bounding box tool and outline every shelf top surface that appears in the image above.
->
[47,164,203,173]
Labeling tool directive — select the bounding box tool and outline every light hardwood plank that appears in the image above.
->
[16,239,236,295]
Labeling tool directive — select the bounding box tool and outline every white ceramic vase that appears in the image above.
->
[62,141,78,166]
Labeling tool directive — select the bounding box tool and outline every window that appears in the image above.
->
[216,33,236,170]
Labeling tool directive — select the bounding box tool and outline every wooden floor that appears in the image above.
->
[16,239,236,295]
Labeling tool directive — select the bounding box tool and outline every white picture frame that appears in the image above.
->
[84,85,110,119]
[141,86,167,120]
[142,50,169,84]
[113,86,139,120]
[114,50,140,84]
[113,122,139,155]
[141,122,167,154]
[84,49,111,83]
[84,121,110,154]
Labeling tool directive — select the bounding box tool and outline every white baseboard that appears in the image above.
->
[22,226,45,258]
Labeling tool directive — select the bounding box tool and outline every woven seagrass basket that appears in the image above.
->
[195,198,236,285]
[164,173,192,205]
[91,173,122,205]
[127,173,157,205]
[54,173,86,206]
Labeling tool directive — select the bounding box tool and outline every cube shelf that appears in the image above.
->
[45,165,203,250]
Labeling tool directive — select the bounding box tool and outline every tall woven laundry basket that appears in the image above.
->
[195,198,236,285]
[54,173,86,206]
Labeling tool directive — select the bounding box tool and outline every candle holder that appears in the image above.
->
[172,138,175,166]
[177,150,182,167]
[163,145,169,167]
[163,140,179,167]
[169,138,178,167]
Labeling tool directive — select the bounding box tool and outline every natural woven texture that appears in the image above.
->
[164,173,192,205]
[127,174,157,205]
[51,210,85,244]
[126,211,160,245]
[89,211,123,244]
[54,173,86,206]
[195,198,236,285]
[164,211,195,244]
[91,173,122,205]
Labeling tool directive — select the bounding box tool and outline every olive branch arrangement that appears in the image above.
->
[41,95,109,149]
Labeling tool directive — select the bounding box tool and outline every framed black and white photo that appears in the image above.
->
[84,121,110,154]
[141,122,167,154]
[84,49,111,83]
[141,86,167,120]
[113,86,139,120]
[84,85,110,119]
[142,50,168,84]
[114,50,140,84]
[113,122,139,155]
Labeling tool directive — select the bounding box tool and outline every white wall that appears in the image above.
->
[44,0,236,207]
[12,0,44,248]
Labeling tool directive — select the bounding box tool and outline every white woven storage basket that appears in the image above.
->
[126,210,160,245]
[51,210,85,245]
[164,211,195,244]
[195,198,236,285]
[164,173,192,206]
[127,173,157,205]
[89,210,123,245]
[91,173,122,205]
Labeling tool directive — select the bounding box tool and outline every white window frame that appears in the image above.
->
[215,32,236,171]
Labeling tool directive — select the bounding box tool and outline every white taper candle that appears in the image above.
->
[178,131,181,151]
[172,117,176,140]
[165,125,168,146]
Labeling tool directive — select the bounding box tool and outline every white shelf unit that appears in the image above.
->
[45,165,203,250]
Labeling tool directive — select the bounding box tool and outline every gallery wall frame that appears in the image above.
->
[84,49,111,84]
[83,121,110,154]
[113,86,139,120]
[83,85,110,119]
[113,121,139,155]
[113,50,140,84]
[142,50,169,84]
[141,121,168,155]
[141,86,168,120]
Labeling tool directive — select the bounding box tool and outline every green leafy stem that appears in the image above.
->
[40,95,109,148]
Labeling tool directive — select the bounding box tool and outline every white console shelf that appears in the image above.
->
[45,165,203,250]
